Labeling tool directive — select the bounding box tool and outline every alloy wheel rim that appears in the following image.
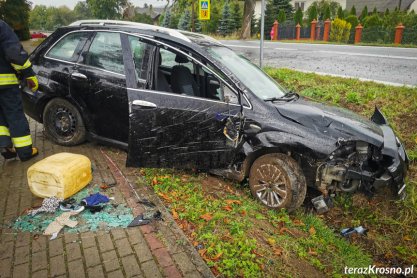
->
[252,164,288,207]
[53,107,76,137]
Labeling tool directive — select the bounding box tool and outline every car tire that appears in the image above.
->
[43,98,86,146]
[249,153,307,211]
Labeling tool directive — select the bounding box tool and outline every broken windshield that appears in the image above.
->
[205,46,288,100]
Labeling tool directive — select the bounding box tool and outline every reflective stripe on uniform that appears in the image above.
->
[0,73,19,85]
[0,126,10,136]
[11,59,32,71]
[12,135,32,148]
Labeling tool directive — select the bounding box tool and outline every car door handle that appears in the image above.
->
[132,100,157,108]
[71,72,87,79]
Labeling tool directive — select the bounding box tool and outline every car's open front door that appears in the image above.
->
[126,89,244,170]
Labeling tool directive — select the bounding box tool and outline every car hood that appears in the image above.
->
[274,98,384,147]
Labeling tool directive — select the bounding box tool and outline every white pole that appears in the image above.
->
[260,0,265,67]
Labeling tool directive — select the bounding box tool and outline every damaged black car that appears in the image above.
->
[22,20,409,211]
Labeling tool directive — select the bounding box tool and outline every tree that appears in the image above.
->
[202,4,220,33]
[294,7,303,25]
[372,7,378,14]
[306,0,340,20]
[337,6,344,19]
[45,6,75,30]
[360,5,368,20]
[231,1,242,32]
[308,4,318,24]
[277,9,286,23]
[133,13,153,24]
[218,2,234,36]
[0,0,31,40]
[264,0,293,38]
[161,9,171,27]
[73,1,92,20]
[190,9,202,33]
[241,0,256,39]
[385,8,390,16]
[177,9,191,30]
[86,0,128,19]
[29,5,48,30]
[350,5,356,15]
[324,5,331,19]
[250,9,258,36]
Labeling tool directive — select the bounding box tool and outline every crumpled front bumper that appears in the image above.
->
[371,108,409,196]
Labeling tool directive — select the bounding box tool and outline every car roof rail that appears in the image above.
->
[69,20,191,42]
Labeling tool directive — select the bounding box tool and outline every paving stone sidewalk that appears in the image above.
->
[0,119,213,278]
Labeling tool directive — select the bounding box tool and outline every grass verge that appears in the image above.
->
[141,169,372,277]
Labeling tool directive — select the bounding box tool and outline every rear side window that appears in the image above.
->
[84,32,124,75]
[47,32,89,62]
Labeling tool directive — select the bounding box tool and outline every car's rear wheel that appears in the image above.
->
[249,153,307,211]
[43,98,86,146]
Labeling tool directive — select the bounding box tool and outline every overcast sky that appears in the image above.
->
[30,0,168,9]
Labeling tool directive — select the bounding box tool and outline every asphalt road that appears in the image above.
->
[221,40,417,86]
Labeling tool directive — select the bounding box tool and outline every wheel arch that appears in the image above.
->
[240,144,319,180]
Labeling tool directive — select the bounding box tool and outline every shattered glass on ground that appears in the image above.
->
[11,185,134,233]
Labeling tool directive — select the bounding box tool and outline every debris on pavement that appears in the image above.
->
[128,210,162,227]
[12,184,134,234]
[137,199,156,208]
[44,211,81,240]
[340,226,368,237]
[28,196,63,216]
[59,198,84,213]
[81,192,110,206]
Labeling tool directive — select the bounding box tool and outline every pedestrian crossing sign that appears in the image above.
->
[199,0,210,20]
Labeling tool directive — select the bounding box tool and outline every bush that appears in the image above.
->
[345,14,359,28]
[363,14,383,28]
[330,18,351,43]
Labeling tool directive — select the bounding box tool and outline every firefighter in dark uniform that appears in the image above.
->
[0,20,38,161]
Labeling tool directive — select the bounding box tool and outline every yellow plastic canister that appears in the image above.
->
[27,153,92,199]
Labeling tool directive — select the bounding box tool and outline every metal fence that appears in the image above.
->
[402,26,417,45]
[277,21,318,40]
[272,21,415,45]
[278,21,296,40]
[358,26,396,44]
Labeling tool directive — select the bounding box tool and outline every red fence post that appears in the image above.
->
[310,19,317,40]
[296,24,301,40]
[323,19,331,41]
[354,24,363,44]
[273,20,278,40]
[394,23,405,44]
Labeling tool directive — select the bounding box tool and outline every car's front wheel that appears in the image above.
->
[43,98,86,146]
[249,153,307,211]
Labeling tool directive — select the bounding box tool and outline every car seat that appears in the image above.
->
[170,54,199,96]
[156,52,171,92]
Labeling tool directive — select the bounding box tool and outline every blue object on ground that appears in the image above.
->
[82,192,110,206]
